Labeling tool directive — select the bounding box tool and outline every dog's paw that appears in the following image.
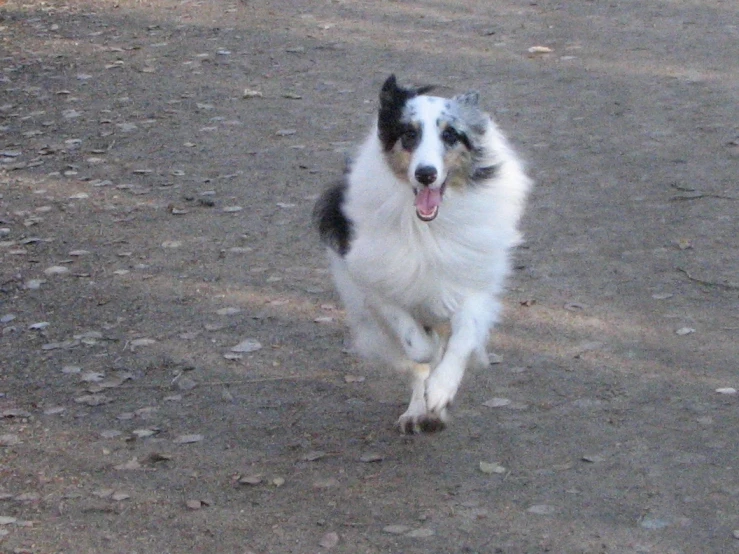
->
[396,411,447,434]
[425,372,459,417]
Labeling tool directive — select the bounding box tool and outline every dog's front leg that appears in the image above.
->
[396,363,446,434]
[425,294,499,417]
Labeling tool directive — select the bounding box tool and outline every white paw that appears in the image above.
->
[425,371,460,417]
[396,409,447,434]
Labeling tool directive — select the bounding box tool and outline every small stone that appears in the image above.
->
[732,530,739,539]
[675,327,695,336]
[716,387,737,395]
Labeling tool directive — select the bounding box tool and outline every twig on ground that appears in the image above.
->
[677,267,739,291]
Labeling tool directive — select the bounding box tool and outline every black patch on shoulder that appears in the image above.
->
[313,178,353,257]
[378,74,434,152]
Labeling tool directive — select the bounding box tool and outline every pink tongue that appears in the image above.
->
[414,187,442,220]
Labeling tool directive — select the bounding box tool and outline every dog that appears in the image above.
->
[314,75,531,433]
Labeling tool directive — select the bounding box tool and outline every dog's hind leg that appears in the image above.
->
[370,302,438,364]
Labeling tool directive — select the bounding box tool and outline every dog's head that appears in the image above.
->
[377,74,495,222]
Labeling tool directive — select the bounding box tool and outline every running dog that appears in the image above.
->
[314,75,531,433]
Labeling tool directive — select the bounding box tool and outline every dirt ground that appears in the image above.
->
[1,0,738,552]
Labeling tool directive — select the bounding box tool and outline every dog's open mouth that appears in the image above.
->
[414,183,446,222]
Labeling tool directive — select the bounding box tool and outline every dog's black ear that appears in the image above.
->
[380,74,402,108]
[454,91,480,107]
[378,75,436,151]
[379,75,411,151]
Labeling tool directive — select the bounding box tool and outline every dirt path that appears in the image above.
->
[1,0,738,552]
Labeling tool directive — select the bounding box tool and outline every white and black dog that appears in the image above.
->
[314,75,530,433]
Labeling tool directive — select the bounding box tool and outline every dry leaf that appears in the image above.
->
[186,499,203,510]
[230,339,262,353]
[173,434,204,444]
[479,461,506,474]
[302,451,326,462]
[359,453,383,463]
[239,475,263,485]
[319,532,339,549]
[216,307,241,316]
[74,394,111,406]
[114,458,142,470]
[483,397,511,408]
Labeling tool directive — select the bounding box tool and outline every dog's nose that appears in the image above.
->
[414,166,438,186]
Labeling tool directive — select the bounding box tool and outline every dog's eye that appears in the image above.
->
[441,127,459,146]
[400,128,419,149]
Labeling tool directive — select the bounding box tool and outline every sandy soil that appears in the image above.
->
[1,0,738,552]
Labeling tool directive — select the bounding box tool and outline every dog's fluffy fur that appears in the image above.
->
[314,75,531,433]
